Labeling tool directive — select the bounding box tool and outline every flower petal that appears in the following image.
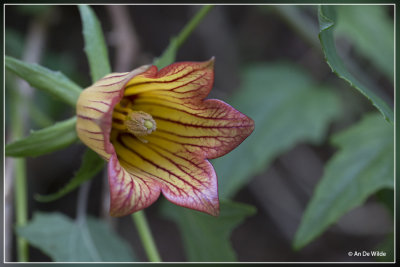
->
[76,66,150,159]
[113,134,219,216]
[108,153,161,217]
[133,96,255,159]
[77,59,254,217]
[111,59,252,216]
[124,58,214,102]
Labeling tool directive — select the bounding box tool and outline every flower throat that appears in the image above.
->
[112,102,157,143]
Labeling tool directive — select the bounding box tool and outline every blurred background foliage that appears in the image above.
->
[3,4,394,262]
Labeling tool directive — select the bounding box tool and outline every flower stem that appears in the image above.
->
[175,5,214,48]
[131,211,161,262]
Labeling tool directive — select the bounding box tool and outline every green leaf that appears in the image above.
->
[16,212,136,262]
[161,200,256,262]
[335,5,394,81]
[79,5,111,82]
[35,149,104,202]
[6,116,78,157]
[5,56,82,107]
[293,113,394,250]
[214,62,341,198]
[318,5,393,124]
[153,38,179,69]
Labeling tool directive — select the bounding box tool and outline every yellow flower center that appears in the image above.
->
[112,102,156,143]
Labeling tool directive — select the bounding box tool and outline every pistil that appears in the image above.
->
[112,105,157,143]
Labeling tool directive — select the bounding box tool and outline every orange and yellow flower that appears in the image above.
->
[76,58,254,217]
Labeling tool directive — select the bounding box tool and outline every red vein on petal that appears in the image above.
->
[87,137,104,142]
[149,133,224,154]
[147,140,205,170]
[126,67,210,94]
[134,102,250,123]
[148,131,248,159]
[128,66,199,86]
[77,115,95,121]
[153,116,253,129]
[119,158,188,197]
[116,136,200,192]
[114,164,160,214]
[82,105,106,114]
[88,100,111,106]
[145,142,207,186]
[136,71,208,94]
[100,73,130,80]
[154,128,246,139]
[77,128,103,135]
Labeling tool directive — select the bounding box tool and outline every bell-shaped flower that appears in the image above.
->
[76,59,254,217]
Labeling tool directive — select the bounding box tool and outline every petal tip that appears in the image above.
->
[207,56,215,67]
[207,201,220,216]
[108,154,162,217]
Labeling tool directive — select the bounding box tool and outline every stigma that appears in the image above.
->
[112,106,157,143]
[125,110,157,138]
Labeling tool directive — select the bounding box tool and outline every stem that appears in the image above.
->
[10,10,50,261]
[10,85,29,262]
[131,211,161,262]
[14,161,29,262]
[175,5,214,48]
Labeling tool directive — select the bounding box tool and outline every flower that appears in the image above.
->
[76,58,254,217]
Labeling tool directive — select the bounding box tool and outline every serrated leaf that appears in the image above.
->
[161,200,256,262]
[214,62,341,198]
[5,56,82,107]
[318,5,393,124]
[335,5,394,81]
[6,116,78,157]
[79,5,111,82]
[16,212,136,262]
[35,149,104,202]
[293,113,394,250]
